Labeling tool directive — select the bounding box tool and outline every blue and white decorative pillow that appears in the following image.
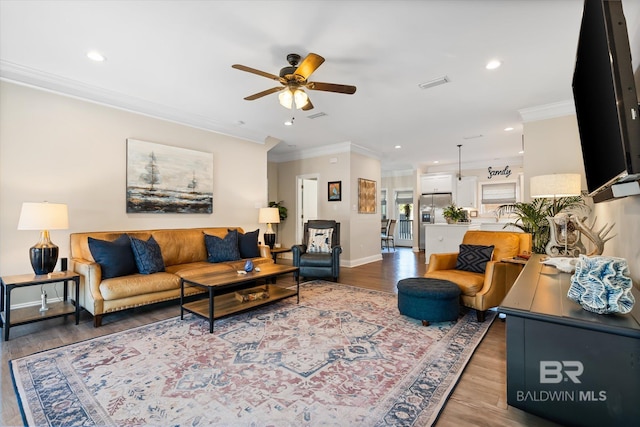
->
[455,244,495,273]
[129,236,165,274]
[307,228,333,253]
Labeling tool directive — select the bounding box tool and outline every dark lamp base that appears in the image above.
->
[29,245,59,275]
[264,233,276,249]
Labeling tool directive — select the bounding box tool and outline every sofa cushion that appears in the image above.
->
[423,270,485,296]
[99,272,180,300]
[455,244,494,273]
[308,228,333,253]
[130,236,166,274]
[237,229,260,258]
[88,234,138,279]
[205,231,241,263]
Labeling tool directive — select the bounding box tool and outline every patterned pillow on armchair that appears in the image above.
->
[307,228,333,253]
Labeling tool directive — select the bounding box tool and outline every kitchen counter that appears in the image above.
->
[423,223,472,262]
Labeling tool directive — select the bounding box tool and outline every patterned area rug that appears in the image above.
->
[11,281,495,427]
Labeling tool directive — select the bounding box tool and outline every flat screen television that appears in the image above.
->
[572,0,640,200]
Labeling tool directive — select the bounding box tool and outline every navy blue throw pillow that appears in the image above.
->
[88,234,138,279]
[455,244,495,273]
[236,229,260,258]
[205,231,241,263]
[129,236,165,274]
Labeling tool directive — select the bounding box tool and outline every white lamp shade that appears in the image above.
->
[278,90,293,109]
[258,207,280,224]
[530,174,582,198]
[18,202,69,230]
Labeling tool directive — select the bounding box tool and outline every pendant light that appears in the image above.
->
[457,144,462,181]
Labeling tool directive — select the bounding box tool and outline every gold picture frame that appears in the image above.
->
[358,178,377,214]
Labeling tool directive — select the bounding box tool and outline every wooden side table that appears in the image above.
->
[270,247,292,263]
[1,271,81,341]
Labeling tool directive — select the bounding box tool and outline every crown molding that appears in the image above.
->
[268,141,381,163]
[0,60,269,144]
[518,100,575,122]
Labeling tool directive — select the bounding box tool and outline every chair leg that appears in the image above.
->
[476,310,486,322]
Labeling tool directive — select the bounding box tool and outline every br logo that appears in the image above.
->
[540,361,584,384]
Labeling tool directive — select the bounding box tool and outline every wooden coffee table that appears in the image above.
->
[180,263,299,333]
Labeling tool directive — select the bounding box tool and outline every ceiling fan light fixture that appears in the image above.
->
[293,89,308,109]
[278,89,294,109]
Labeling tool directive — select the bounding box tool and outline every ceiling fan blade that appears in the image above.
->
[232,64,282,82]
[244,87,282,101]
[307,81,357,94]
[294,53,325,80]
[302,98,314,111]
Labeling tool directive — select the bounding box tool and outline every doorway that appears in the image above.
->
[296,174,319,244]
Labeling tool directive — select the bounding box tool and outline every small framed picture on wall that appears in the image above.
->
[328,181,342,201]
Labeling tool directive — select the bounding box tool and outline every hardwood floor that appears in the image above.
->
[0,248,561,427]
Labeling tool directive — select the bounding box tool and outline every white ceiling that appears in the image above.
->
[1,1,638,172]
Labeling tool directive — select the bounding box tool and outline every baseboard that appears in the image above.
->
[9,297,63,310]
[342,254,382,268]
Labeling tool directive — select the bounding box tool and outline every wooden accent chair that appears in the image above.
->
[381,219,397,251]
[424,230,532,321]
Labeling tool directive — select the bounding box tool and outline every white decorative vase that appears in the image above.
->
[568,255,635,314]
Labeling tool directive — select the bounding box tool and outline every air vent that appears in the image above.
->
[418,76,450,90]
[307,112,327,119]
[463,134,484,140]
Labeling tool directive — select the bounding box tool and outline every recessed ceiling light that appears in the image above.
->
[433,160,439,164]
[518,150,525,154]
[395,145,402,149]
[284,120,293,126]
[504,127,514,131]
[87,51,106,62]
[486,59,501,70]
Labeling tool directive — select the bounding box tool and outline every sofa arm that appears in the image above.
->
[426,253,458,272]
[332,245,343,277]
[291,244,307,266]
[259,244,273,261]
[474,261,509,310]
[70,257,104,317]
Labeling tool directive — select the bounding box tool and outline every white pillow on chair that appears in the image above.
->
[307,228,333,253]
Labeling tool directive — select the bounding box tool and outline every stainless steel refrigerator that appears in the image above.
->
[419,193,453,249]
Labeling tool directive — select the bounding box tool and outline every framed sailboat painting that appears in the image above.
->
[126,139,213,213]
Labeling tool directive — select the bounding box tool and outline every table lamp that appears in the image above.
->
[258,207,280,249]
[18,202,69,275]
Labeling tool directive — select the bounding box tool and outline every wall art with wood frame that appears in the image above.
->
[358,178,377,214]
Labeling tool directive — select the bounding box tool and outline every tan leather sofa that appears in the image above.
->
[70,227,273,326]
[424,230,532,321]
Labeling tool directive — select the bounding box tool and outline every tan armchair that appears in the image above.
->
[424,230,532,321]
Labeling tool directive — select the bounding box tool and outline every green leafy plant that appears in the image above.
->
[495,196,588,253]
[268,201,288,221]
[443,203,465,223]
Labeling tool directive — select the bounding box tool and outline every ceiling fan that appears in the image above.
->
[232,53,356,111]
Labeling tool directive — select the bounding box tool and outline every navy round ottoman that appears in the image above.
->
[397,278,461,326]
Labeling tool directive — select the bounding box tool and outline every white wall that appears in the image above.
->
[522,112,640,285]
[0,81,269,304]
[271,148,381,266]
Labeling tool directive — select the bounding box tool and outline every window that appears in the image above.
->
[381,189,387,219]
[480,182,517,214]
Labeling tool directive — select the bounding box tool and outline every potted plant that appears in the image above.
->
[268,201,288,221]
[495,196,587,254]
[443,203,465,224]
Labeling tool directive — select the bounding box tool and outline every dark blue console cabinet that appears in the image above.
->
[499,254,640,427]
